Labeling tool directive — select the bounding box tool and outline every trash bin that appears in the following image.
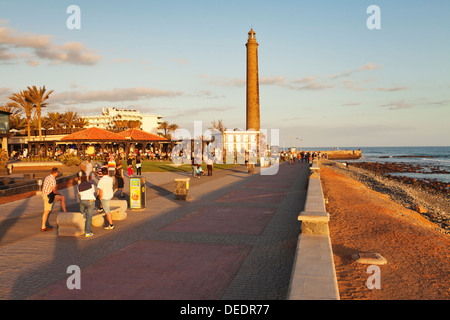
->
[175,178,190,200]
[130,177,146,210]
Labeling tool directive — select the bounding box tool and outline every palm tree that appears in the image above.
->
[8,91,35,141]
[168,123,180,133]
[0,103,22,117]
[25,86,54,141]
[62,111,80,129]
[44,112,63,130]
[209,119,226,132]
[10,115,27,131]
[0,105,27,132]
[74,117,89,129]
[158,121,170,138]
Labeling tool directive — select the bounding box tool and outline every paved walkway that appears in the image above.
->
[0,161,309,300]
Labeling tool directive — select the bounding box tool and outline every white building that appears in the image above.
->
[82,107,163,135]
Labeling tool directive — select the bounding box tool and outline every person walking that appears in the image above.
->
[85,157,93,182]
[289,153,294,165]
[114,160,125,198]
[98,167,115,230]
[78,173,96,237]
[206,157,213,176]
[135,155,142,176]
[107,154,116,177]
[41,167,66,232]
[127,156,134,177]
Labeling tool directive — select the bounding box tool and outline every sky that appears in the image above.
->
[0,0,449,148]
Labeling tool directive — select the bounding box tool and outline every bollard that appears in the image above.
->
[174,178,190,200]
[36,178,43,195]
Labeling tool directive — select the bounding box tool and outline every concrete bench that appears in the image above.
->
[91,199,128,228]
[58,200,128,234]
[298,211,330,235]
[287,234,340,300]
[57,212,86,237]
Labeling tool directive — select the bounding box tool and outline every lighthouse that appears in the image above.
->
[246,28,260,132]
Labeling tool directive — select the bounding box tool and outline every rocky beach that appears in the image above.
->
[319,160,450,299]
[326,160,450,233]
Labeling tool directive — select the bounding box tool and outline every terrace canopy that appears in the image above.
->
[59,127,127,156]
[117,128,171,155]
[26,127,170,158]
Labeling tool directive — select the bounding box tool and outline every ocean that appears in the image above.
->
[302,146,450,184]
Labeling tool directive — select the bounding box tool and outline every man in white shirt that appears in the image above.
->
[78,173,97,237]
[97,167,115,230]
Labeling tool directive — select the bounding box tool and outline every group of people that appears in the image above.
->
[40,165,116,238]
[279,151,323,165]
[191,154,214,178]
[40,153,143,238]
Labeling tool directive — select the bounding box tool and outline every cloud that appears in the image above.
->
[290,77,333,91]
[375,86,407,92]
[199,74,245,87]
[329,62,382,79]
[170,105,235,118]
[171,58,191,66]
[51,87,183,105]
[0,87,11,94]
[260,76,286,86]
[342,102,361,106]
[0,22,101,66]
[380,100,413,110]
[380,98,449,111]
[358,62,382,71]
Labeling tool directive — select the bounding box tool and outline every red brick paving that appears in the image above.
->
[34,241,251,300]
[161,206,276,235]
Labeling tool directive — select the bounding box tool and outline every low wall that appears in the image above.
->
[0,171,80,199]
[324,150,361,160]
[287,161,340,300]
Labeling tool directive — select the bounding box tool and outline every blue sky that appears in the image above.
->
[0,0,449,147]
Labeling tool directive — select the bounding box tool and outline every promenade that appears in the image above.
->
[0,161,309,300]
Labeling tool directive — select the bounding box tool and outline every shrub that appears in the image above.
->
[58,154,82,166]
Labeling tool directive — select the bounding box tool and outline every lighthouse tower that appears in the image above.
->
[246,28,260,131]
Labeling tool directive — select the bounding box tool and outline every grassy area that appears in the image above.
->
[122,161,241,173]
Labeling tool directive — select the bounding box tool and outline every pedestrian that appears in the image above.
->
[245,151,249,169]
[78,173,96,237]
[206,157,213,176]
[85,157,93,182]
[114,160,125,198]
[136,154,142,176]
[98,167,115,230]
[107,155,116,177]
[289,153,294,165]
[127,156,134,177]
[191,155,197,178]
[41,167,66,232]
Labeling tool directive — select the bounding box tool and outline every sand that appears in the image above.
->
[319,163,450,300]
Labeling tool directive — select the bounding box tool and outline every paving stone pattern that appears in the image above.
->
[0,162,309,300]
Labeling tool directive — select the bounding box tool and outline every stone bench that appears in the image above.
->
[91,199,128,227]
[298,211,330,235]
[57,212,86,237]
[287,163,340,300]
[299,178,329,235]
[57,200,128,235]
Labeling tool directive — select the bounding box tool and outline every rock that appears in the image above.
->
[415,204,428,214]
[352,252,387,265]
